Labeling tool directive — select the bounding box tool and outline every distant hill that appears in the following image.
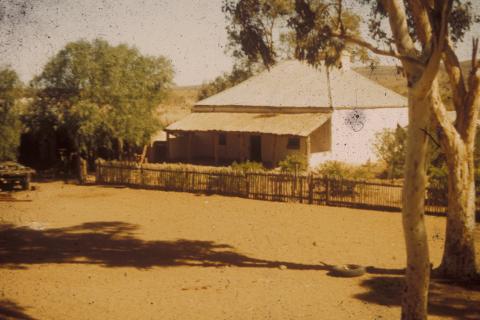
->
[355,61,473,110]
[157,86,200,126]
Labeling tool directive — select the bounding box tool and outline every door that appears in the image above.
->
[249,135,262,162]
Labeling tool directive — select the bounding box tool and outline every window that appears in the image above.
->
[218,133,226,146]
[287,137,300,150]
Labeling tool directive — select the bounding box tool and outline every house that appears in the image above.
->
[165,59,408,168]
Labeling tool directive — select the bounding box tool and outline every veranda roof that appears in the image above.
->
[196,60,407,109]
[165,112,331,137]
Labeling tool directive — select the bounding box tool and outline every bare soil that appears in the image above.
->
[1,182,479,320]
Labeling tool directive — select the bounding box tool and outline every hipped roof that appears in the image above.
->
[166,112,331,137]
[196,60,407,109]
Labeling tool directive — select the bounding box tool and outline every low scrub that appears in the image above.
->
[230,161,265,173]
[314,161,381,181]
[278,154,308,173]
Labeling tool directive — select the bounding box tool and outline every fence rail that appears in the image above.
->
[95,161,458,216]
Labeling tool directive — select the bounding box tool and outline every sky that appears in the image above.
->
[0,0,479,86]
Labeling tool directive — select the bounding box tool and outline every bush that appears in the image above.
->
[0,68,23,161]
[314,161,377,180]
[373,126,406,179]
[428,165,448,184]
[278,154,308,173]
[230,161,265,173]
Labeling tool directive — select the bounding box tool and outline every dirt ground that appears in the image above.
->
[1,182,479,320]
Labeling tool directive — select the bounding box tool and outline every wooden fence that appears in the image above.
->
[95,161,454,215]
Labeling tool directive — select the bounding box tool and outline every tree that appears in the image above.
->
[0,67,23,161]
[198,60,257,100]
[206,0,375,101]
[433,39,479,280]
[224,0,478,318]
[373,125,477,182]
[27,39,174,171]
[374,125,407,179]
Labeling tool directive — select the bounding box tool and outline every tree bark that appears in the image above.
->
[438,138,477,278]
[401,88,432,320]
[118,138,124,161]
[430,50,479,279]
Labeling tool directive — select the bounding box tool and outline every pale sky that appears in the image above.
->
[0,0,478,86]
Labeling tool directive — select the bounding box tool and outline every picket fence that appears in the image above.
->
[95,161,458,216]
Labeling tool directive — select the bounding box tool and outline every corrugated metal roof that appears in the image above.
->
[165,112,331,137]
[196,60,407,109]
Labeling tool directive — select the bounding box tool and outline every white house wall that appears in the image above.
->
[309,107,408,167]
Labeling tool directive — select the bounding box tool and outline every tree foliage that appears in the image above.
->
[223,0,381,69]
[375,124,480,182]
[278,153,308,173]
[198,61,258,100]
[27,39,173,161]
[374,125,407,179]
[204,0,373,101]
[0,67,23,161]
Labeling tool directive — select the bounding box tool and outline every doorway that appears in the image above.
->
[249,135,262,162]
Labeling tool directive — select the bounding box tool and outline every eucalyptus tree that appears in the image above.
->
[223,0,479,318]
[28,39,173,166]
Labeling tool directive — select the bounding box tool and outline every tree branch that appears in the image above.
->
[410,0,433,49]
[380,0,418,58]
[416,0,452,92]
[332,32,422,66]
[443,42,467,114]
[420,127,441,148]
[430,81,462,151]
[463,38,480,146]
[380,0,426,82]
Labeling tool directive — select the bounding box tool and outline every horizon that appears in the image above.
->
[1,0,478,87]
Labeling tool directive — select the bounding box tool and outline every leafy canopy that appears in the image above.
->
[0,67,23,161]
[28,39,174,157]
[223,0,478,68]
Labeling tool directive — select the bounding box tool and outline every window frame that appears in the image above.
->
[287,137,300,150]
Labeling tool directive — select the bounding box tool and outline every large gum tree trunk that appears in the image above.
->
[440,142,477,278]
[401,90,432,320]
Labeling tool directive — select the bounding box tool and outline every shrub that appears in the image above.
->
[278,154,308,173]
[314,160,377,180]
[230,161,265,173]
[428,165,448,184]
[373,126,406,179]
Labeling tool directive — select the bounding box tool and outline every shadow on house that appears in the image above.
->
[354,276,480,319]
[0,221,328,271]
[0,299,38,320]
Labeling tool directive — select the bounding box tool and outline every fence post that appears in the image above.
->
[325,177,330,205]
[95,160,101,184]
[79,158,87,184]
[140,165,144,187]
[308,174,314,204]
[245,173,250,198]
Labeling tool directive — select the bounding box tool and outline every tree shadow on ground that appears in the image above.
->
[0,221,329,270]
[354,276,480,319]
[0,299,38,320]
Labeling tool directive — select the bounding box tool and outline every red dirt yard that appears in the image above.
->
[1,182,479,319]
